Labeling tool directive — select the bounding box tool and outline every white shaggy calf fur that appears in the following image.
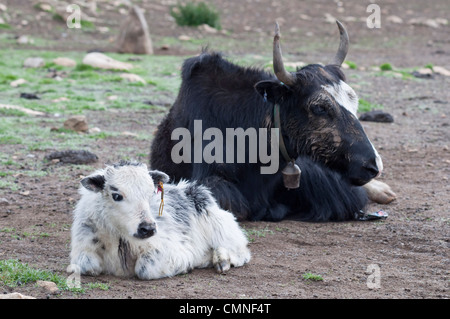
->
[68,161,250,280]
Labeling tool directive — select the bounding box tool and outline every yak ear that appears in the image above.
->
[254,80,292,103]
[81,175,105,193]
[148,170,170,186]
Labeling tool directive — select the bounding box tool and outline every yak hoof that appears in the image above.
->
[213,247,231,274]
[363,179,397,204]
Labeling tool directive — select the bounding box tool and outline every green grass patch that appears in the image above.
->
[358,98,383,112]
[379,63,393,71]
[0,259,70,289]
[243,226,274,243]
[345,61,357,70]
[0,23,11,29]
[0,259,109,293]
[171,2,221,29]
[302,272,324,281]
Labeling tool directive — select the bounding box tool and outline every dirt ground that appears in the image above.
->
[0,0,449,299]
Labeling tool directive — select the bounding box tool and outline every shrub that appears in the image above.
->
[379,63,393,71]
[171,2,221,29]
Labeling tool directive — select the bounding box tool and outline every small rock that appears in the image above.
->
[433,66,450,77]
[36,280,59,294]
[0,3,7,11]
[120,73,146,84]
[121,131,138,137]
[17,35,33,45]
[359,110,394,123]
[0,104,45,116]
[199,23,218,33]
[20,93,40,100]
[23,57,45,68]
[178,35,191,41]
[10,78,27,87]
[64,115,89,132]
[0,198,10,206]
[88,127,101,134]
[0,293,35,299]
[408,17,444,28]
[44,150,98,164]
[411,68,433,79]
[37,3,52,12]
[386,15,403,24]
[53,57,77,67]
[19,191,30,196]
[82,52,133,71]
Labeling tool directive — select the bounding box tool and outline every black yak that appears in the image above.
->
[150,21,396,221]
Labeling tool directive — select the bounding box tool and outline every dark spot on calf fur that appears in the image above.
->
[118,238,135,272]
[184,184,213,213]
[81,219,97,234]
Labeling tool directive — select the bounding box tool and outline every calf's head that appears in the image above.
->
[80,161,169,239]
[255,21,382,186]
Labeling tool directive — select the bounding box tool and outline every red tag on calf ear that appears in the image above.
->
[157,181,163,194]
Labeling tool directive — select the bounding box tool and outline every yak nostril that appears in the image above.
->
[136,222,156,239]
[363,163,379,179]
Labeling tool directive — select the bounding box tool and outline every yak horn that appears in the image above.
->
[273,22,295,86]
[330,20,349,66]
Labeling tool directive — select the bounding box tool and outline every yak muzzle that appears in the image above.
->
[134,222,157,239]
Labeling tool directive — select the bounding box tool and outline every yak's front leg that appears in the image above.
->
[68,219,103,276]
[363,179,397,204]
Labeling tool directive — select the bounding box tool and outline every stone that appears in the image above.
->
[0,104,45,116]
[0,198,9,206]
[23,57,45,68]
[44,150,98,164]
[10,78,27,87]
[386,15,403,24]
[36,280,59,294]
[120,73,146,84]
[199,23,218,33]
[17,35,34,45]
[411,68,433,79]
[53,57,77,67]
[0,293,35,299]
[64,115,89,132]
[433,66,450,77]
[82,52,133,71]
[359,110,394,123]
[116,5,153,55]
[178,35,191,41]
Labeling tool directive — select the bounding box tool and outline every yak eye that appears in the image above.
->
[311,104,328,116]
[112,193,123,202]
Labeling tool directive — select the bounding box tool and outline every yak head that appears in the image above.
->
[255,21,382,186]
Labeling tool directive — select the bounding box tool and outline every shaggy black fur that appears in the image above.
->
[150,51,376,222]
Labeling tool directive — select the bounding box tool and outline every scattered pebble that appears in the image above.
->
[44,150,98,164]
[53,57,77,67]
[82,52,133,71]
[36,280,59,294]
[10,78,27,87]
[64,115,89,133]
[23,57,45,68]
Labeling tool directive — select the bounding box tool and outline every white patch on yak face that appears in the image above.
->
[322,80,359,116]
[322,80,383,176]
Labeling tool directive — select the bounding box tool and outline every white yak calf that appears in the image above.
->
[68,161,251,280]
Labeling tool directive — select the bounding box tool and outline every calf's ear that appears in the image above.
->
[254,80,292,103]
[81,175,105,192]
[148,170,170,186]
